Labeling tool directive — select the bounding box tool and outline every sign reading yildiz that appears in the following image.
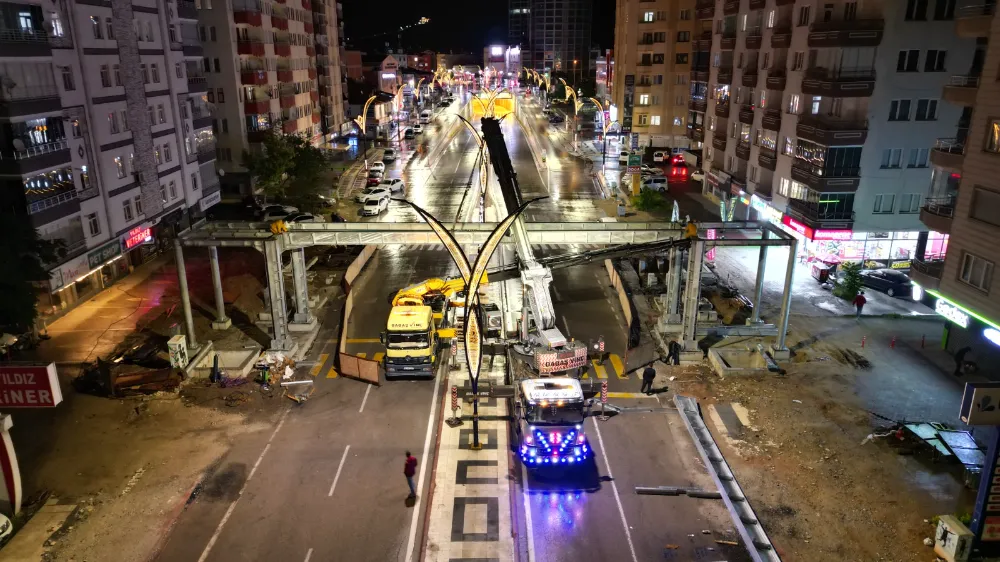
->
[0,363,63,408]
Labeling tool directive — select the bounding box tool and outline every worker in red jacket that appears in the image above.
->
[404,451,418,498]
[853,291,867,319]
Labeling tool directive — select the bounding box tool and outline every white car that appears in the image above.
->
[653,150,667,163]
[361,195,389,216]
[413,124,424,134]
[618,151,630,165]
[260,205,299,222]
[641,176,669,192]
[382,148,397,162]
[640,164,662,177]
[690,169,706,182]
[370,161,386,173]
[356,186,391,203]
[379,178,406,193]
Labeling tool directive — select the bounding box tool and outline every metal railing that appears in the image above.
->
[934,137,965,154]
[27,189,77,215]
[78,186,100,201]
[0,84,60,102]
[957,2,996,17]
[0,28,49,43]
[947,74,981,87]
[0,139,68,160]
[911,259,945,278]
[804,66,876,81]
[923,196,956,217]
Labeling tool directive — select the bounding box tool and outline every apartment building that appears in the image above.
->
[508,0,592,74]
[611,0,695,149]
[0,0,215,320]
[200,0,345,193]
[911,4,1000,366]
[694,0,970,273]
[315,0,347,139]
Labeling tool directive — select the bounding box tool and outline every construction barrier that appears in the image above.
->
[336,245,381,385]
[605,259,642,349]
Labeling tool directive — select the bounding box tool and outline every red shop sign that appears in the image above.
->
[781,215,815,240]
[123,226,152,250]
[0,364,63,408]
[813,229,853,241]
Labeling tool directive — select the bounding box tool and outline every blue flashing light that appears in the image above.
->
[529,449,536,457]
[568,457,575,463]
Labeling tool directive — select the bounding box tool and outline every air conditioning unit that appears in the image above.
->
[934,515,973,562]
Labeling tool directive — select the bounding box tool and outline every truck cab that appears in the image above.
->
[382,305,437,379]
[515,378,591,467]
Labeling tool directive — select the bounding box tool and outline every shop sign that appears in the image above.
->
[122,225,153,251]
[199,190,222,212]
[49,253,91,291]
[87,239,122,269]
[984,328,1000,347]
[813,229,853,241]
[626,154,642,174]
[536,345,587,374]
[706,228,716,261]
[621,75,634,134]
[0,363,63,408]
[936,298,970,328]
[781,215,815,240]
[960,382,1000,425]
[630,132,639,150]
[890,260,911,270]
[750,194,783,224]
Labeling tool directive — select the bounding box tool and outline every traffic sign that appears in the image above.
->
[601,380,608,404]
[626,154,641,174]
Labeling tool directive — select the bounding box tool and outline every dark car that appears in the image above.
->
[860,268,913,298]
[548,114,565,124]
[366,169,384,186]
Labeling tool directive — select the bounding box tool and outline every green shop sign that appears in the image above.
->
[87,239,122,269]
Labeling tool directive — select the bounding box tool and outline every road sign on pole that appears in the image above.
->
[599,380,609,421]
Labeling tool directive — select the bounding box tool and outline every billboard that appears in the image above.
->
[0,364,63,408]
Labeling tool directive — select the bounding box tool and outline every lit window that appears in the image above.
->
[985,119,1000,153]
[650,115,661,125]
[114,156,126,179]
[639,94,650,105]
[643,11,654,22]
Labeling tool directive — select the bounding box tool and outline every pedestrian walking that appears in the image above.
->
[853,291,867,319]
[404,451,418,498]
[954,346,972,377]
[667,340,681,365]
[640,365,656,395]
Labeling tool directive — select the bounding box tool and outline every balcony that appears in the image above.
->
[738,104,754,124]
[244,100,270,114]
[919,196,955,234]
[272,16,288,30]
[786,198,855,229]
[689,98,707,112]
[808,19,884,48]
[241,70,268,85]
[277,70,294,82]
[27,189,80,227]
[693,36,712,51]
[274,43,291,57]
[749,0,765,8]
[0,140,71,176]
[0,28,52,57]
[762,108,781,131]
[689,126,705,142]
[758,147,777,170]
[930,138,965,170]
[723,0,740,15]
[796,115,868,146]
[304,22,313,34]
[801,67,876,97]
[282,120,299,134]
[742,70,758,87]
[712,131,727,151]
[78,186,100,201]
[956,3,995,37]
[312,111,321,124]
[735,141,751,161]
[790,162,860,193]
[196,142,216,164]
[690,67,710,82]
[717,67,733,85]
[178,0,197,18]
[308,68,317,79]
[766,70,786,91]
[237,39,265,56]
[187,75,208,93]
[233,10,262,26]
[696,0,714,19]
[280,95,297,109]
[771,28,791,48]
[909,259,945,290]
[310,90,319,103]
[715,99,731,118]
[720,34,737,50]
[942,75,980,106]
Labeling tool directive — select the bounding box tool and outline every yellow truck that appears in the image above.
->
[381,305,437,379]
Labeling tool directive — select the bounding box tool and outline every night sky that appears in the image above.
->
[342,0,616,55]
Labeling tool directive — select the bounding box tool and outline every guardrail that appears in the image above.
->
[336,245,380,384]
[947,75,981,87]
[923,196,955,217]
[0,139,68,161]
[934,137,965,154]
[605,259,641,348]
[28,189,77,215]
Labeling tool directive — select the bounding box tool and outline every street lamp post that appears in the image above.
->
[353,94,377,169]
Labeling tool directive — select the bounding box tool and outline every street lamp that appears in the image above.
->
[353,94,377,169]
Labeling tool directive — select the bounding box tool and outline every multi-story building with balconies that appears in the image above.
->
[612,0,696,150]
[508,0,592,74]
[911,3,1000,366]
[694,0,971,277]
[0,0,215,321]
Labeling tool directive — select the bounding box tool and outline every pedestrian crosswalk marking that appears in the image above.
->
[373,352,384,363]
[606,392,649,399]
[346,338,381,344]
[310,354,329,377]
[357,352,367,359]
[609,354,626,379]
[592,359,607,379]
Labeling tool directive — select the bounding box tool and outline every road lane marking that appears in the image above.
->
[609,354,626,379]
[346,338,381,343]
[606,392,648,399]
[304,548,313,562]
[310,354,328,377]
[590,418,639,562]
[198,407,290,562]
[592,359,608,379]
[357,352,367,359]
[403,358,444,562]
[520,463,537,562]
[328,445,351,497]
[373,352,385,363]
[326,366,338,378]
[359,385,372,413]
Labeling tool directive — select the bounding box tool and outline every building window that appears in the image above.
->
[888,99,911,121]
[221,118,229,133]
[154,146,162,165]
[915,99,938,121]
[651,115,661,125]
[87,213,100,236]
[108,112,119,134]
[792,52,804,71]
[899,193,922,213]
[673,117,683,126]
[191,172,199,190]
[122,198,134,222]
[90,16,102,39]
[960,253,994,292]
[880,148,902,168]
[156,104,165,124]
[985,119,1000,153]
[145,21,153,42]
[925,50,946,71]
[787,94,801,114]
[971,186,1000,228]
[217,88,225,103]
[897,50,920,72]
[141,64,149,84]
[169,180,177,199]
[905,0,928,20]
[933,0,956,19]
[151,63,160,83]
[675,53,689,64]
[214,58,221,73]
[639,94,650,105]
[677,31,690,42]
[100,65,111,87]
[908,148,929,168]
[797,6,811,26]
[210,26,216,41]
[679,9,691,20]
[643,11,654,22]
[135,195,143,216]
[675,74,687,85]
[873,194,895,213]
[105,17,114,39]
[163,143,172,162]
[207,90,214,103]
[60,66,74,91]
[175,63,183,79]
[114,155,126,178]
[160,184,168,204]
[638,114,648,126]
[168,24,177,42]
[113,64,122,87]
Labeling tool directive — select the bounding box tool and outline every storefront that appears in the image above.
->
[39,239,127,322]
[704,168,731,205]
[121,223,157,268]
[923,290,1000,370]
[750,194,783,225]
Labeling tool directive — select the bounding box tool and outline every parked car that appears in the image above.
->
[284,212,320,223]
[641,176,669,192]
[382,148,397,162]
[618,151,630,165]
[404,128,415,139]
[548,114,565,124]
[640,164,663,177]
[370,161,386,173]
[361,195,389,216]
[653,150,667,163]
[541,108,553,116]
[366,169,384,186]
[859,268,914,298]
[413,124,424,134]
[690,169,705,182]
[259,205,299,222]
[356,186,391,203]
[379,178,406,193]
[330,213,346,223]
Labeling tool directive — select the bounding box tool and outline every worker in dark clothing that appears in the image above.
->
[954,346,972,377]
[640,365,656,395]
[667,340,681,365]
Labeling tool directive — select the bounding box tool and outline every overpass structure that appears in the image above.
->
[173,218,799,359]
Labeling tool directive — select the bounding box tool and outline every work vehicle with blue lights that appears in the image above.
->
[514,378,591,467]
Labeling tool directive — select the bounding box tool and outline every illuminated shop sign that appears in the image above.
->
[781,215,814,240]
[123,226,152,250]
[984,328,1000,347]
[936,299,970,328]
[813,229,853,241]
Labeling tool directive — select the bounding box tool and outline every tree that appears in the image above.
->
[244,132,329,213]
[0,213,64,332]
[834,261,864,301]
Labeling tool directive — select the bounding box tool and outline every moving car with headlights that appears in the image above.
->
[379,178,406,193]
[356,186,391,203]
[514,378,591,468]
[382,148,397,162]
[370,161,386,173]
[413,124,423,134]
[361,195,389,216]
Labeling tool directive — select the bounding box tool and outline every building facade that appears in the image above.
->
[611,0,695,150]
[507,0,592,74]
[0,0,218,321]
[912,5,1000,366]
[693,0,970,275]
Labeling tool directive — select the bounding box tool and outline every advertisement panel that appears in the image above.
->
[0,364,63,408]
[621,75,635,134]
[535,345,588,374]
